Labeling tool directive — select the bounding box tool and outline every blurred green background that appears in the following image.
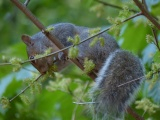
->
[0,0,160,120]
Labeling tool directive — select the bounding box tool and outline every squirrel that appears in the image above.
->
[21,23,144,120]
[21,23,119,74]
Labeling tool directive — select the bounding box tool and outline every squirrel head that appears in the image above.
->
[21,34,58,74]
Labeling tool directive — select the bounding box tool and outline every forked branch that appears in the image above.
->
[133,0,160,30]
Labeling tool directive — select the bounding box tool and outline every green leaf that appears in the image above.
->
[119,21,149,54]
[2,78,22,97]
[153,51,160,63]
[151,2,160,16]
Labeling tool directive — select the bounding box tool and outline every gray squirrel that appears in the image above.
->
[21,23,144,120]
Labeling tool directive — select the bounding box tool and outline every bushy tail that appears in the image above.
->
[90,49,144,120]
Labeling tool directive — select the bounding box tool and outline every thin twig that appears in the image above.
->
[71,81,90,120]
[122,12,142,23]
[133,0,160,30]
[118,76,145,87]
[151,28,160,51]
[9,74,43,102]
[0,63,12,66]
[118,69,160,88]
[73,102,96,105]
[96,0,138,13]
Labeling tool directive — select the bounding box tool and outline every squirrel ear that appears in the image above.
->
[21,34,32,46]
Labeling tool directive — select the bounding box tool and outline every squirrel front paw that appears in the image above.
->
[53,52,70,71]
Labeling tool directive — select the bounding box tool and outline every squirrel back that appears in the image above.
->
[50,23,120,71]
[90,49,144,120]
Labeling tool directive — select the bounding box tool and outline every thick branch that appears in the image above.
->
[133,0,160,30]
[10,0,97,80]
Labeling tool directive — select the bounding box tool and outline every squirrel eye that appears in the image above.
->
[29,56,36,64]
[29,56,34,60]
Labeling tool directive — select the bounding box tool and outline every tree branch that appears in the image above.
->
[127,107,144,120]
[133,0,160,30]
[96,0,138,13]
[10,0,97,80]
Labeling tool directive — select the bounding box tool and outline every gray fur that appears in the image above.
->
[49,23,120,72]
[90,49,144,120]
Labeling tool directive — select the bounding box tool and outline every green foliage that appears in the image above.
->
[89,28,105,47]
[90,4,105,17]
[68,46,79,59]
[9,57,22,72]
[146,34,154,44]
[0,97,10,109]
[135,98,159,114]
[24,77,42,94]
[20,95,30,105]
[89,27,101,36]
[107,5,132,36]
[67,33,81,59]
[150,1,160,16]
[89,37,105,47]
[67,35,80,45]
[153,51,160,63]
[45,26,54,32]
[119,21,149,54]
[46,72,72,93]
[83,58,95,74]
[146,62,160,89]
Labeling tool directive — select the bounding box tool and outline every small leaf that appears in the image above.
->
[67,35,80,45]
[89,37,105,47]
[9,57,22,65]
[89,28,101,36]
[153,51,160,63]
[45,26,54,32]
[0,97,10,109]
[89,37,99,47]
[90,4,104,17]
[146,35,154,44]
[83,58,95,73]
[20,94,30,105]
[145,71,153,80]
[68,47,79,59]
